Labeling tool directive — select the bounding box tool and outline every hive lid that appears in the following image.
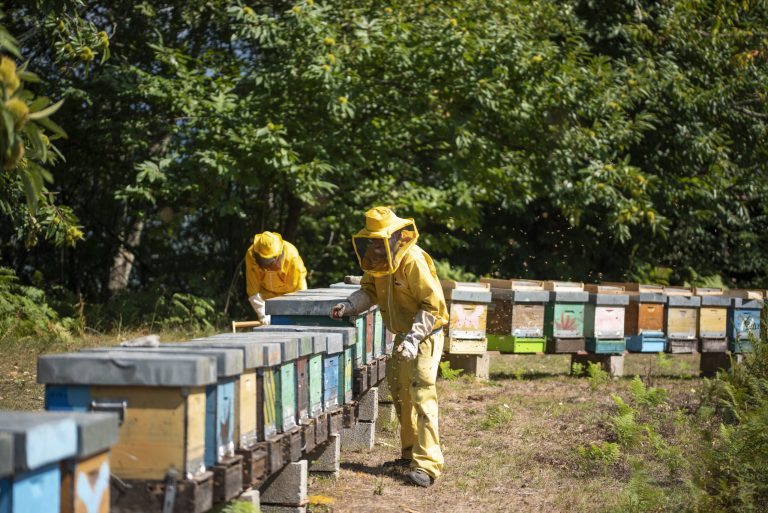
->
[0,412,77,471]
[163,341,262,368]
[549,290,589,302]
[480,278,544,291]
[728,289,764,300]
[190,337,286,366]
[543,281,584,291]
[33,411,119,459]
[629,292,666,304]
[585,284,625,294]
[700,295,731,307]
[203,332,312,361]
[694,287,725,296]
[265,294,351,316]
[0,432,13,477]
[254,327,346,354]
[37,352,217,387]
[667,295,701,307]
[664,286,693,296]
[603,282,665,294]
[590,293,629,306]
[732,297,764,309]
[82,346,243,378]
[441,281,492,303]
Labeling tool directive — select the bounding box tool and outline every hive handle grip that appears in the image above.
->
[90,399,127,425]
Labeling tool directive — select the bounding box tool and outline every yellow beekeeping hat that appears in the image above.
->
[252,231,284,259]
[356,206,414,238]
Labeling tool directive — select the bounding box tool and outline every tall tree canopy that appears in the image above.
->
[0,0,766,322]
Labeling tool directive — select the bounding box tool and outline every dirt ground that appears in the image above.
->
[308,353,701,513]
[0,342,701,513]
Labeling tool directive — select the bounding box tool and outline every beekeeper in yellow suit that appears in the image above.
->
[329,207,447,487]
[246,231,307,323]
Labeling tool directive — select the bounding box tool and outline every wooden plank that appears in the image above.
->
[446,338,487,354]
[700,308,727,338]
[238,370,258,449]
[90,386,191,481]
[448,303,488,339]
[544,281,584,291]
[62,451,111,513]
[511,303,545,337]
[667,308,698,339]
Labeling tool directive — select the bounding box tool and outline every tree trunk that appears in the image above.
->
[283,190,303,242]
[106,217,145,296]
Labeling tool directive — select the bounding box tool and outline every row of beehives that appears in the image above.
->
[23,289,389,513]
[440,279,764,356]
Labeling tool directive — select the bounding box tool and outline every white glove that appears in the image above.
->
[397,334,419,361]
[249,293,266,321]
[330,302,352,320]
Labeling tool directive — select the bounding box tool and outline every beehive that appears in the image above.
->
[663,287,701,353]
[727,290,764,353]
[543,281,589,353]
[695,288,730,353]
[603,283,667,353]
[481,278,549,353]
[82,346,242,468]
[583,286,630,354]
[39,351,217,480]
[266,291,371,368]
[0,412,78,513]
[441,281,492,354]
[42,412,119,513]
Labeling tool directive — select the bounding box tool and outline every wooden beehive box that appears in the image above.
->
[441,281,492,342]
[266,290,369,368]
[727,292,763,348]
[603,282,666,336]
[44,411,119,513]
[694,289,730,342]
[584,291,630,340]
[82,346,242,471]
[39,352,217,481]
[544,281,589,340]
[665,289,701,340]
[0,413,79,513]
[481,278,549,338]
[253,325,355,406]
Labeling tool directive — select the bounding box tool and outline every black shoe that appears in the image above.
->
[405,469,434,487]
[382,458,410,469]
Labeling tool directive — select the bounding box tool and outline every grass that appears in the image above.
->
[0,335,708,512]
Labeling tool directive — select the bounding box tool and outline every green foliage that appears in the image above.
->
[0,266,74,342]
[571,361,586,377]
[439,360,464,381]
[586,362,610,390]
[628,375,668,407]
[88,288,221,333]
[0,5,89,250]
[220,500,259,513]
[577,441,621,467]
[1,0,767,330]
[693,336,768,511]
[480,403,514,430]
[434,259,477,282]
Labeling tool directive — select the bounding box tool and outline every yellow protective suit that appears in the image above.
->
[245,236,308,300]
[349,207,448,480]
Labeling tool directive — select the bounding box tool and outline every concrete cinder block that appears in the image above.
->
[340,421,375,451]
[700,352,743,376]
[442,353,490,380]
[259,460,307,506]
[238,488,260,507]
[571,354,625,377]
[261,506,306,513]
[377,377,393,403]
[375,403,398,433]
[357,387,379,422]
[308,434,340,474]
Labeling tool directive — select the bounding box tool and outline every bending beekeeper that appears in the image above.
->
[330,207,447,487]
[246,231,307,324]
